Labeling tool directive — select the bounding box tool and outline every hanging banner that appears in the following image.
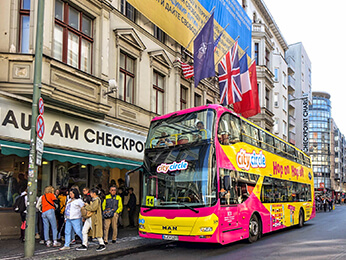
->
[127,0,251,61]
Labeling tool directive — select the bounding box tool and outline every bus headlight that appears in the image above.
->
[139,224,145,229]
[200,227,213,232]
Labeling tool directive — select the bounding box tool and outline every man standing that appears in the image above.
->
[102,186,123,244]
[127,188,137,228]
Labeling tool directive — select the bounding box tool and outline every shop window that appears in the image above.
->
[119,52,135,104]
[53,0,93,73]
[0,155,30,208]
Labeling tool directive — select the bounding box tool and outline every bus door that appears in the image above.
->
[219,172,239,242]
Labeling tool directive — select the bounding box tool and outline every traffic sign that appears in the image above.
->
[38,97,44,115]
[36,115,45,139]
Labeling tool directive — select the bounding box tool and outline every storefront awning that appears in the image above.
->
[0,140,142,170]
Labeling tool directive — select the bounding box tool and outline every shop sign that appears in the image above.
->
[0,97,146,160]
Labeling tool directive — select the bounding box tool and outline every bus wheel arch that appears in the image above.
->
[298,208,305,228]
[248,212,262,243]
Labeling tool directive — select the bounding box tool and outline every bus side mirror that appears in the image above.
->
[125,174,130,189]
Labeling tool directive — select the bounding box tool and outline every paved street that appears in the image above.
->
[111,205,346,260]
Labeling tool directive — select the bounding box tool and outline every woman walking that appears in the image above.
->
[76,188,106,252]
[41,186,61,247]
[59,188,84,250]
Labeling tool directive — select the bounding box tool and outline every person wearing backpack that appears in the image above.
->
[13,187,27,242]
[42,186,61,247]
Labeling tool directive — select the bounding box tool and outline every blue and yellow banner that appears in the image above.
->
[127,0,252,62]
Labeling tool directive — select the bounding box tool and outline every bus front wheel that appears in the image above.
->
[248,214,259,243]
[298,209,305,228]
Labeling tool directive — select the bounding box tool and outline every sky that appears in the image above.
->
[263,0,346,133]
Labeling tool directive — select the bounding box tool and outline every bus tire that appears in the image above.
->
[298,209,305,228]
[248,214,259,243]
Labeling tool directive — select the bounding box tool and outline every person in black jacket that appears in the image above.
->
[127,188,136,228]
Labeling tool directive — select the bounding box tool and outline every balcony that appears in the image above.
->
[0,53,111,117]
[288,75,295,93]
[286,56,295,75]
[289,115,296,127]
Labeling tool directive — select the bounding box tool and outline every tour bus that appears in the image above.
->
[127,104,315,245]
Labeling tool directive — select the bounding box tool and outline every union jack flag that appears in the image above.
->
[218,41,242,106]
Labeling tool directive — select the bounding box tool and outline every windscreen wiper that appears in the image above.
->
[176,202,199,213]
[159,201,199,213]
[143,207,155,213]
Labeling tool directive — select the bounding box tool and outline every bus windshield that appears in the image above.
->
[145,109,215,149]
[142,140,217,209]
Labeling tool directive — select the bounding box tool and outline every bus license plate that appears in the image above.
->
[162,235,179,241]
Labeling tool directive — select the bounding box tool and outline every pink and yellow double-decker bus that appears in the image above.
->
[129,104,315,245]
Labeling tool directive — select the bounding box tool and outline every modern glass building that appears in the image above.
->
[309,92,332,189]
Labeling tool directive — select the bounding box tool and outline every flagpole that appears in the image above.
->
[215,36,239,65]
[216,23,229,39]
[184,6,216,53]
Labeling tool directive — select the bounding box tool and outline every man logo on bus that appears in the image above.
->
[236,149,266,171]
[157,160,189,175]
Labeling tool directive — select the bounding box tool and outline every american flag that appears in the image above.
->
[218,41,242,106]
[179,61,194,79]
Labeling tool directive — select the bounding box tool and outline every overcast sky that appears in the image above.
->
[263,0,346,133]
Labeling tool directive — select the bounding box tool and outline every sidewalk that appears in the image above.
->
[0,227,170,260]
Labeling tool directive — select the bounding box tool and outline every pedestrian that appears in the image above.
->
[323,197,327,212]
[13,187,27,242]
[328,198,333,211]
[60,188,84,250]
[57,187,68,241]
[36,194,45,244]
[41,186,61,247]
[102,185,123,244]
[82,187,92,204]
[127,187,137,228]
[76,188,106,252]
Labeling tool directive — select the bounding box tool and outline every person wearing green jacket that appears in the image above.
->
[102,185,123,244]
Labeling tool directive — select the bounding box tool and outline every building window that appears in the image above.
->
[265,88,270,109]
[119,52,135,104]
[274,118,279,134]
[195,93,201,107]
[274,68,279,81]
[120,0,136,22]
[265,49,270,67]
[180,86,188,110]
[254,43,259,65]
[274,93,279,108]
[19,0,30,53]
[283,96,287,111]
[53,0,93,73]
[154,25,166,43]
[152,71,164,115]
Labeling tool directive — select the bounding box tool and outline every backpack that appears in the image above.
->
[13,195,26,213]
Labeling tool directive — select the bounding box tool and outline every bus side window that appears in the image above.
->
[241,122,251,144]
[259,130,266,150]
[274,138,280,155]
[230,114,241,143]
[250,126,259,147]
[287,145,296,162]
[266,134,275,153]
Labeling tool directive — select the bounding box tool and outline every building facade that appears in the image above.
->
[286,42,312,153]
[309,92,332,189]
[0,0,221,238]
